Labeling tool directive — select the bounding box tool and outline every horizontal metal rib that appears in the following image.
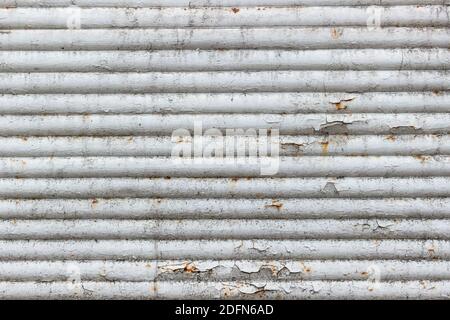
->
[1,28,448,50]
[0,135,449,156]
[1,6,448,28]
[1,219,450,240]
[0,177,449,199]
[1,260,450,282]
[2,0,447,7]
[1,156,450,178]
[1,49,448,72]
[0,114,448,135]
[1,92,448,114]
[0,240,446,260]
[1,71,447,93]
[4,280,450,299]
[2,198,450,219]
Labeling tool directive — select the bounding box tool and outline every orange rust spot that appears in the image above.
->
[164,176,171,180]
[360,271,369,276]
[330,97,354,111]
[299,262,312,273]
[175,136,190,143]
[331,28,343,39]
[231,7,240,13]
[265,199,283,210]
[432,90,443,96]
[91,198,99,208]
[385,135,397,141]
[414,155,430,164]
[183,262,198,273]
[269,265,279,276]
[222,286,233,298]
[231,177,239,182]
[320,141,329,154]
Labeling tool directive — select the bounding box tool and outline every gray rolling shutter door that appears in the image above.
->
[0,0,449,299]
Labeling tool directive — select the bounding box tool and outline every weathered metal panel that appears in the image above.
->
[0,0,449,300]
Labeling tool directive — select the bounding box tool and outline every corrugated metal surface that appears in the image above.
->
[0,0,449,299]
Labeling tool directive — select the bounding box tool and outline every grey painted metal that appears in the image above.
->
[2,198,450,219]
[0,135,449,156]
[1,28,449,50]
[0,71,448,93]
[0,1,449,300]
[0,177,450,198]
[0,114,449,135]
[2,260,450,281]
[2,281,450,299]
[1,219,450,239]
[0,239,447,260]
[2,0,449,7]
[2,156,450,177]
[1,49,449,71]
[0,92,449,114]
[1,7,449,28]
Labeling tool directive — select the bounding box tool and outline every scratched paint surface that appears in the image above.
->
[0,0,449,299]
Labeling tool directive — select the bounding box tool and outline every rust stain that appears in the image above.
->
[427,244,438,259]
[330,97,354,111]
[320,141,329,154]
[223,287,232,298]
[385,135,397,141]
[414,155,431,164]
[331,28,343,39]
[175,136,190,143]
[269,265,279,276]
[231,8,240,13]
[299,262,312,273]
[265,199,283,210]
[183,262,198,273]
[334,102,347,111]
[91,198,99,208]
